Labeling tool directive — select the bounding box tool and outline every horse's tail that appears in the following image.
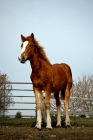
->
[60,89,65,100]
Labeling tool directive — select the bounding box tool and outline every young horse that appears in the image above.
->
[18,33,72,129]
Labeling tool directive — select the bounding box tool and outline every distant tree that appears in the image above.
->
[70,74,93,112]
[0,73,14,115]
[15,111,22,118]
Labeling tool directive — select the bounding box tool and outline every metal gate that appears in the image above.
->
[0,82,36,126]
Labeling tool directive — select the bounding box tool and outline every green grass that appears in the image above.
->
[70,116,93,127]
[0,116,93,127]
[0,116,36,126]
[51,116,93,127]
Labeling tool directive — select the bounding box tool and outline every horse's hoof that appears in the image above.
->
[46,126,52,130]
[35,128,42,131]
[56,125,61,128]
[66,125,72,129]
[34,126,42,131]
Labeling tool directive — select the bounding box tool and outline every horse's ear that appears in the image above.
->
[21,34,26,42]
[31,33,34,40]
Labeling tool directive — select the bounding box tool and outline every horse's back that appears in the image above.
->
[52,63,72,79]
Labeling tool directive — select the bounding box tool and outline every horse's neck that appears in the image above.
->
[30,54,41,72]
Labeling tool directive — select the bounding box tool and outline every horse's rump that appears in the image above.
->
[51,63,72,92]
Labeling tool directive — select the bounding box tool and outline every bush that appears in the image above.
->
[80,115,86,118]
[15,111,22,118]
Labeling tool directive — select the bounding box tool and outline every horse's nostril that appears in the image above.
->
[20,56,26,63]
[22,56,25,61]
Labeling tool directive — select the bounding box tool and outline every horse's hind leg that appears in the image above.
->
[44,86,52,129]
[64,85,71,127]
[54,92,61,127]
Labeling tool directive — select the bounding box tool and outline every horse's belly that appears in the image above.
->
[52,80,67,92]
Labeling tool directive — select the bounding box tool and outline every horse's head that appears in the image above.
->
[18,33,35,63]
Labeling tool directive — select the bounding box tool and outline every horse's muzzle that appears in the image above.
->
[18,56,26,63]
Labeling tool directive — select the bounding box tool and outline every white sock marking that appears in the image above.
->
[46,109,52,128]
[36,109,41,129]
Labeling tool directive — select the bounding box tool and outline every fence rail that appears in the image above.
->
[70,97,93,101]
[0,82,35,118]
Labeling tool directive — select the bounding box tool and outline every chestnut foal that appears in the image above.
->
[18,33,72,129]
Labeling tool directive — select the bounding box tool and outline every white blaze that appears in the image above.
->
[21,41,28,54]
[19,41,28,59]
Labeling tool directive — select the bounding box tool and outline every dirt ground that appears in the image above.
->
[0,126,93,140]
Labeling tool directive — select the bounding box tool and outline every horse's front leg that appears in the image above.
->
[44,86,52,129]
[33,87,42,129]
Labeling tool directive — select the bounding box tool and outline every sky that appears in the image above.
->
[0,0,93,116]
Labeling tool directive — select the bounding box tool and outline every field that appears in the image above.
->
[0,116,93,140]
